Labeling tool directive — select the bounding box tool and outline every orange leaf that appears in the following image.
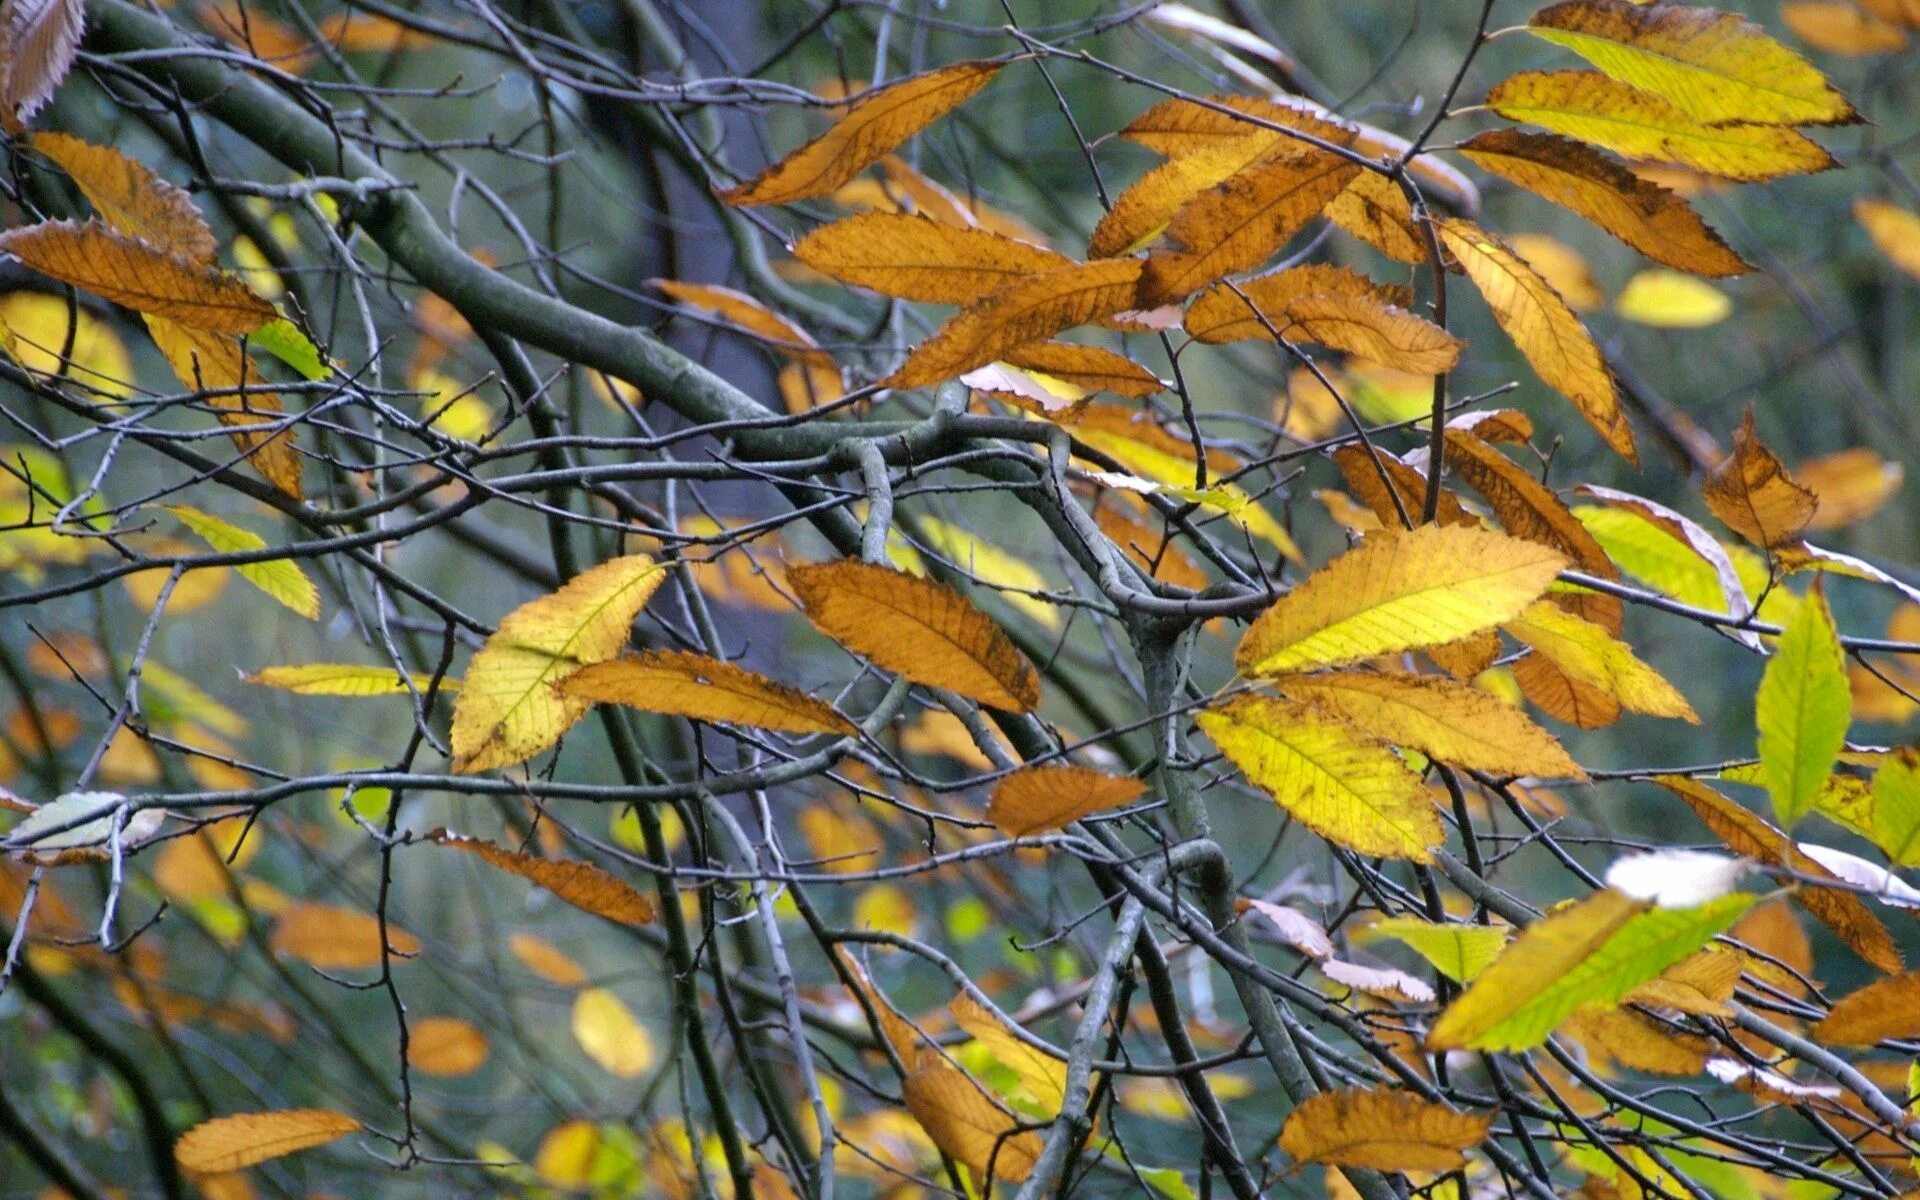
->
[985,763,1148,836]
[268,901,420,971]
[1279,1088,1492,1172]
[0,219,276,334]
[1702,411,1818,548]
[428,831,655,925]
[559,650,856,736]
[175,1110,360,1173]
[793,212,1070,305]
[31,132,218,263]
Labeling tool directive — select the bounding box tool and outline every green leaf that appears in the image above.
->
[249,317,329,381]
[1872,749,1920,867]
[165,504,319,619]
[1572,506,1727,614]
[1755,585,1849,827]
[1359,917,1510,982]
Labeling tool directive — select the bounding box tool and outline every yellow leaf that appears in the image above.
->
[572,987,656,1077]
[145,317,302,498]
[1563,1008,1708,1075]
[1439,218,1631,462]
[428,831,656,925]
[1279,1088,1492,1172]
[268,901,420,970]
[1236,525,1567,676]
[985,763,1147,836]
[1856,197,1920,280]
[246,663,453,696]
[793,212,1070,305]
[1782,2,1909,53]
[651,278,833,368]
[30,132,217,263]
[910,516,1062,630]
[0,219,275,334]
[1508,233,1605,310]
[1271,671,1584,779]
[1486,71,1835,181]
[508,932,589,988]
[998,342,1164,398]
[1326,171,1427,264]
[901,1052,1041,1186]
[1615,269,1731,327]
[852,881,917,935]
[1527,0,1856,126]
[1197,694,1442,861]
[1359,916,1511,982]
[950,991,1067,1113]
[1458,130,1748,276]
[164,505,317,618]
[448,554,665,772]
[720,61,1002,206]
[533,1120,603,1188]
[1799,447,1903,531]
[0,291,134,399]
[1505,601,1699,722]
[882,258,1145,389]
[1137,148,1362,304]
[1814,971,1920,1044]
[406,1016,490,1077]
[560,650,855,735]
[1702,410,1817,548]
[174,1110,360,1173]
[788,560,1040,712]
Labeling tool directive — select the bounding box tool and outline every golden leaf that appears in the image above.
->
[145,316,302,498]
[560,650,855,736]
[428,831,655,926]
[1089,135,1291,258]
[175,1110,360,1173]
[1458,131,1749,276]
[1703,411,1818,548]
[788,560,1040,712]
[950,991,1067,1113]
[0,219,275,333]
[1563,1008,1708,1075]
[1198,694,1442,861]
[268,902,420,971]
[1505,601,1699,722]
[406,1016,490,1077]
[1855,198,1920,280]
[448,554,665,772]
[1486,71,1834,181]
[1513,651,1623,729]
[0,290,135,399]
[1137,148,1362,304]
[720,61,1002,206]
[1272,671,1585,779]
[1236,525,1567,676]
[883,258,1145,389]
[1094,504,1210,591]
[999,342,1164,398]
[652,278,833,367]
[1278,1088,1492,1172]
[1861,0,1920,28]
[164,505,318,618]
[1508,233,1605,310]
[1623,947,1741,1014]
[901,1052,1041,1186]
[1326,171,1427,263]
[1527,0,1855,126]
[793,212,1070,305]
[1439,217,1631,463]
[1185,264,1460,376]
[1327,445,1477,530]
[572,987,656,1076]
[1799,448,1903,531]
[246,663,452,696]
[1815,971,1920,1044]
[1782,2,1908,53]
[509,932,589,988]
[985,763,1148,836]
[1657,775,1903,973]
[30,132,218,263]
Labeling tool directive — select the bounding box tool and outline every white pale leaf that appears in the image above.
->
[5,791,164,851]
[1242,898,1333,959]
[1796,842,1920,909]
[1604,850,1748,908]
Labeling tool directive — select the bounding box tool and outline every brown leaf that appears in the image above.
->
[1703,411,1818,548]
[30,132,218,264]
[1089,134,1294,258]
[721,61,1002,206]
[999,342,1164,398]
[985,763,1147,836]
[560,650,856,736]
[175,1110,360,1173]
[428,831,655,925]
[653,279,833,368]
[1814,970,1920,1044]
[1185,266,1459,375]
[789,560,1040,712]
[268,901,421,970]
[1279,1088,1492,1172]
[0,219,275,333]
[1798,448,1903,531]
[1328,445,1476,530]
[0,0,83,128]
[901,1052,1041,1186]
[1093,504,1210,591]
[1563,1008,1708,1075]
[1458,131,1749,277]
[792,212,1070,305]
[144,316,302,498]
[1326,172,1428,263]
[1513,650,1623,729]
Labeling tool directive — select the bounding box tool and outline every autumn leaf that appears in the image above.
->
[509,932,589,988]
[246,663,453,696]
[985,763,1147,836]
[165,505,318,618]
[1198,694,1442,862]
[1485,71,1835,181]
[1704,411,1818,548]
[1869,749,1920,866]
[145,316,303,498]
[269,901,420,971]
[1089,135,1293,258]
[720,61,1003,206]
[1183,264,1461,375]
[1137,148,1362,304]
[1505,601,1699,722]
[1359,916,1510,983]
[407,1017,490,1077]
[1856,198,1920,280]
[652,278,833,367]
[1755,585,1849,827]
[882,258,1145,389]
[792,212,1070,305]
[1326,171,1428,263]
[175,1110,360,1173]
[1439,217,1631,462]
[1328,444,1477,531]
[1814,971,1920,1044]
[572,987,655,1076]
[1798,448,1903,531]
[1782,1,1909,53]
[1615,269,1731,328]
[951,991,1067,1114]
[1458,131,1749,277]
[1271,671,1585,780]
[1236,525,1567,675]
[560,650,856,736]
[0,219,276,333]
[448,554,665,773]
[788,560,1040,712]
[1526,0,1856,127]
[427,831,655,925]
[1279,1088,1493,1172]
[901,1052,1041,1186]
[31,132,218,263]
[999,342,1164,398]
